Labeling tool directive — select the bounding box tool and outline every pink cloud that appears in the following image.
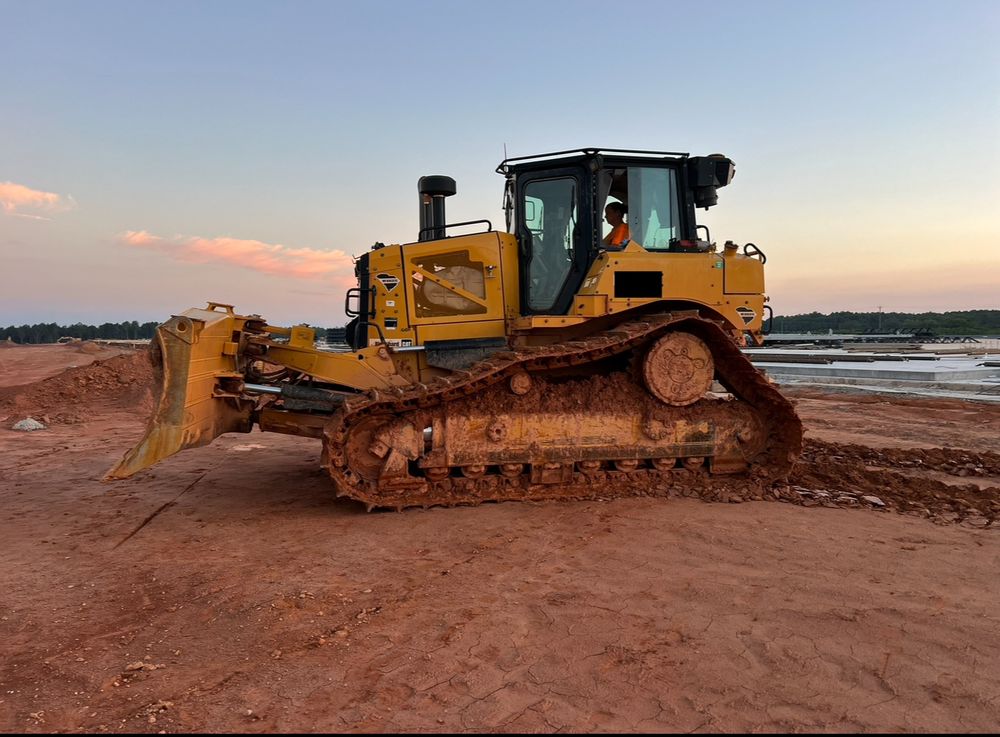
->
[121,230,356,285]
[0,181,74,219]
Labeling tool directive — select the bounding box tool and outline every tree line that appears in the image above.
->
[3,311,998,344]
[1,321,160,344]
[1,322,340,344]
[771,310,1000,335]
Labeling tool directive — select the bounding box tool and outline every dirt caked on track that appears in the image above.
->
[1,345,999,732]
[328,315,802,510]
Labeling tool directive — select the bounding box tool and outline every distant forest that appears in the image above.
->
[1,322,337,344]
[771,310,1000,335]
[2,311,998,344]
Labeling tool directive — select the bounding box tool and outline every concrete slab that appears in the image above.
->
[749,362,1000,381]
[745,348,1000,402]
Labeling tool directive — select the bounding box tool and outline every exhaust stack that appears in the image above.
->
[418,175,457,241]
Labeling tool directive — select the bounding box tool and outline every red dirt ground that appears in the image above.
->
[0,342,130,389]
[1,347,998,733]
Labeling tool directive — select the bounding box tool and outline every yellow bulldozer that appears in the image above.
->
[108,148,802,508]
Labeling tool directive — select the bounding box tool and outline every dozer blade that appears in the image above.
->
[104,306,255,480]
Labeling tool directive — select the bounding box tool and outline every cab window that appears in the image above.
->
[600,166,680,250]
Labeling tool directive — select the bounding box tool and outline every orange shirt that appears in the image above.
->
[607,223,630,247]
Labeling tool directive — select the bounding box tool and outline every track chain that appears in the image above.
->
[323,312,803,510]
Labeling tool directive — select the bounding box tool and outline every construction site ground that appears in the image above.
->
[1,344,998,733]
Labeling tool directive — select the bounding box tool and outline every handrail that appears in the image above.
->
[418,219,493,240]
[344,287,375,318]
[762,305,774,335]
[351,318,388,349]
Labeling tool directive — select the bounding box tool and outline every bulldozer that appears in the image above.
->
[107,148,802,509]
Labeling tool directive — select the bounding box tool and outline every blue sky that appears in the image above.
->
[2,0,998,325]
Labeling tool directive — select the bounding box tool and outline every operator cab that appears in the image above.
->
[497,148,735,315]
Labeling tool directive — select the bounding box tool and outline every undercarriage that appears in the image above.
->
[324,313,802,509]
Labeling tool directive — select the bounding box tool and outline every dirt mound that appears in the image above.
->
[76,341,104,354]
[0,349,155,425]
[805,438,1000,477]
[788,439,1000,526]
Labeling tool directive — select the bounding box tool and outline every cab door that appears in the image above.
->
[517,167,591,315]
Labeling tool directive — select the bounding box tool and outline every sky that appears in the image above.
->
[1,0,998,326]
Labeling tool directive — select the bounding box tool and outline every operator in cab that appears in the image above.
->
[601,201,629,250]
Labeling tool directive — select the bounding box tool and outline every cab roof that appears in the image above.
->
[497,148,689,176]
